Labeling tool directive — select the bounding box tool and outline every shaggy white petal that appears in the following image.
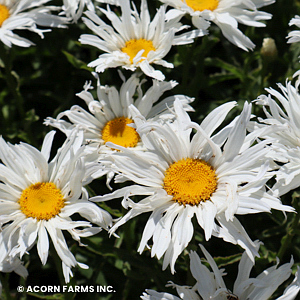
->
[287,16,300,44]
[37,223,49,265]
[276,267,300,300]
[61,0,95,22]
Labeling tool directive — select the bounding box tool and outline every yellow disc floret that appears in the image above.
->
[121,39,156,64]
[184,0,219,11]
[19,182,65,221]
[102,117,140,148]
[0,4,10,27]
[163,158,217,206]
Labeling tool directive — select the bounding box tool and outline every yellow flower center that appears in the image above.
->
[121,39,156,64]
[163,158,217,206]
[0,4,10,27]
[184,0,219,11]
[19,182,65,221]
[102,117,140,148]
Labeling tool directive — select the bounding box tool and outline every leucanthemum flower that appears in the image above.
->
[255,81,300,196]
[91,99,293,273]
[0,0,68,47]
[61,0,95,23]
[141,243,300,300]
[0,130,112,283]
[159,0,275,51]
[79,0,207,80]
[44,72,194,185]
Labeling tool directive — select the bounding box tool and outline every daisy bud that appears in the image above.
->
[261,38,278,61]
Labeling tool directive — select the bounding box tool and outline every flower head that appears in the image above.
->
[45,72,194,185]
[79,0,207,80]
[0,130,112,283]
[159,0,275,51]
[141,243,300,300]
[91,99,292,273]
[0,0,68,47]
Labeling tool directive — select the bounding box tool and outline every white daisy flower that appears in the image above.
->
[287,15,300,44]
[159,0,275,51]
[0,0,68,47]
[255,81,300,196]
[141,243,300,300]
[61,0,95,23]
[91,99,293,273]
[0,130,112,283]
[79,0,207,80]
[44,72,194,185]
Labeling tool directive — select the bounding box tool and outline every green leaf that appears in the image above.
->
[213,253,242,267]
[62,50,93,71]
[205,57,245,81]
[25,109,39,123]
[26,292,65,299]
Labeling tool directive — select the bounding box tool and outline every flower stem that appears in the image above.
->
[50,245,76,300]
[50,244,65,287]
[0,273,13,300]
[0,43,25,120]
[277,192,300,261]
